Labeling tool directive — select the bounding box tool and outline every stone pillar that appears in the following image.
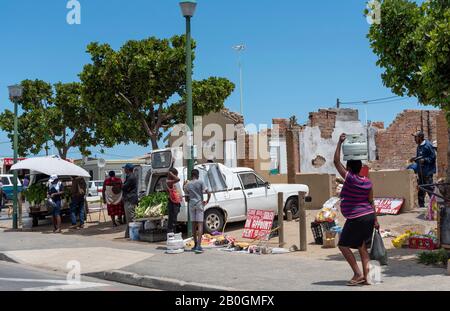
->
[286,128,300,184]
[436,111,449,179]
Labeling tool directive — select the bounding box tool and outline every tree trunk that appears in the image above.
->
[447,127,450,182]
[150,136,159,150]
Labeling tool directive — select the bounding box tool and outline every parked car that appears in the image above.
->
[0,174,23,201]
[144,148,310,233]
[88,180,104,197]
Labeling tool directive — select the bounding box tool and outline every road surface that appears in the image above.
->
[0,261,152,291]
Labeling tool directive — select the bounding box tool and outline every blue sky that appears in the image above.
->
[0,0,434,159]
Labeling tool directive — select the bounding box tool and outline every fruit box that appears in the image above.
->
[408,237,437,250]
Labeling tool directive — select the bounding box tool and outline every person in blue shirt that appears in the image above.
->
[409,131,436,208]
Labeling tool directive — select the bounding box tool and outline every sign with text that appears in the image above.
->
[242,209,275,240]
[375,198,404,215]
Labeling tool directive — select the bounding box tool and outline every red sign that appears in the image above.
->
[242,209,275,240]
[2,158,26,166]
[375,198,404,215]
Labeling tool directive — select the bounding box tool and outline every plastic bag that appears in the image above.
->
[370,229,388,266]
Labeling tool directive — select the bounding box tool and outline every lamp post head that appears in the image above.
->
[8,84,24,100]
[179,0,197,17]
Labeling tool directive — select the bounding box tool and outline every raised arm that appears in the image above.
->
[334,133,348,179]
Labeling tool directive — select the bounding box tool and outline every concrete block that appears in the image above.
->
[369,169,417,212]
[294,173,335,210]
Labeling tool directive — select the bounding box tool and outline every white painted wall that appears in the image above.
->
[299,120,377,175]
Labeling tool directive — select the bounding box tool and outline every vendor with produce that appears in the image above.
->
[122,164,138,239]
[166,168,182,233]
[334,133,379,286]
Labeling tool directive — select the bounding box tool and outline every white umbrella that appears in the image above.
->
[10,156,90,178]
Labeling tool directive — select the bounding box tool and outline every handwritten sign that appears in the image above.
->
[242,209,275,240]
[375,198,404,215]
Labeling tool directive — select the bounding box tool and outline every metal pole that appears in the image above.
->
[13,101,19,229]
[278,192,284,247]
[238,52,243,116]
[298,191,307,251]
[185,15,193,237]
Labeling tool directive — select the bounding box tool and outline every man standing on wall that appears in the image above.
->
[410,131,436,208]
[122,163,138,238]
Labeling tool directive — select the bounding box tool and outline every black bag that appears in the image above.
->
[45,198,56,214]
[370,229,388,266]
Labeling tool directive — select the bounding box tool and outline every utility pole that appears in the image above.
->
[336,98,340,109]
[233,44,245,116]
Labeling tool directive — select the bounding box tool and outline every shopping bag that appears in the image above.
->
[369,229,388,266]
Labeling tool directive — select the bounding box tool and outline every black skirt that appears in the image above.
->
[338,213,375,249]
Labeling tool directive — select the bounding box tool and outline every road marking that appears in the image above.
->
[0,277,109,291]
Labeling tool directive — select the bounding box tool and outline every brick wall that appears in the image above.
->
[308,109,337,139]
[374,110,443,170]
[436,112,449,178]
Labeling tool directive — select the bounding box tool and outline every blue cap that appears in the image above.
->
[123,163,134,170]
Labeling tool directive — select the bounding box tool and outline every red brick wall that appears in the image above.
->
[308,109,337,139]
[374,110,442,170]
[436,112,449,178]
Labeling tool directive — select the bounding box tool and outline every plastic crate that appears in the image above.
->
[139,229,167,243]
[311,222,323,245]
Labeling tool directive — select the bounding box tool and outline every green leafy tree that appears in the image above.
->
[80,36,235,150]
[0,79,107,159]
[367,0,450,177]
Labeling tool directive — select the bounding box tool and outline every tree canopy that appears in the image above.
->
[0,79,107,159]
[367,0,450,110]
[80,35,235,150]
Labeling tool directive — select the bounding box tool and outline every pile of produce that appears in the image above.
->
[392,230,420,248]
[23,183,48,206]
[135,192,169,219]
[315,207,337,223]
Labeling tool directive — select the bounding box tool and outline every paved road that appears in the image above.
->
[0,261,152,291]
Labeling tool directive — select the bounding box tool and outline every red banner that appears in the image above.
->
[242,209,275,240]
[375,198,404,215]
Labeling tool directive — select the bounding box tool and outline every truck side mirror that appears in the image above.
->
[265,181,271,188]
[305,196,312,203]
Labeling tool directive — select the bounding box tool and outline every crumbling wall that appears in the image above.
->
[374,110,442,171]
[299,119,377,175]
[436,112,449,178]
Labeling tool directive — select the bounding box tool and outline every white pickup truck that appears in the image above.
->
[144,149,309,233]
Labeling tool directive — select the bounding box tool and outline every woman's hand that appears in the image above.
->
[339,133,346,143]
[374,218,380,230]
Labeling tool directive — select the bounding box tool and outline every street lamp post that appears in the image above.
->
[233,44,245,116]
[8,84,24,230]
[180,0,197,237]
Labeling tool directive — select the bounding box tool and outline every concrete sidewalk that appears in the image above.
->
[0,230,448,291]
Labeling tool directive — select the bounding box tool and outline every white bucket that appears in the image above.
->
[22,217,33,229]
[343,134,368,161]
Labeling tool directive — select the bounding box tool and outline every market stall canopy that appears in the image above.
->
[10,156,90,178]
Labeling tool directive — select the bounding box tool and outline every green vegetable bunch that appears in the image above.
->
[417,249,449,266]
[23,183,48,205]
[135,192,169,219]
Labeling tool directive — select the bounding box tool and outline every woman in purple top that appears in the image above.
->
[334,133,379,286]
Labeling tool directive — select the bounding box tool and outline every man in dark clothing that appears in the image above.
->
[122,163,138,238]
[70,176,87,229]
[410,131,437,208]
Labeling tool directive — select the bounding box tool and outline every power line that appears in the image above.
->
[341,97,411,106]
[340,96,400,105]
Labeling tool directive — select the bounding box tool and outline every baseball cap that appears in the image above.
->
[122,163,135,170]
[49,174,59,182]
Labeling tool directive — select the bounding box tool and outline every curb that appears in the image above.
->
[90,270,238,291]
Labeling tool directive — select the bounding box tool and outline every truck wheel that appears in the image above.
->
[204,209,224,234]
[285,197,300,219]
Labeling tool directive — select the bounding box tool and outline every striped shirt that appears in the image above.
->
[340,172,374,219]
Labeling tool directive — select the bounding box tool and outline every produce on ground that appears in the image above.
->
[135,192,169,218]
[417,248,449,266]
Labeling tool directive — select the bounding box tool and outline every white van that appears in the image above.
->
[145,149,309,233]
